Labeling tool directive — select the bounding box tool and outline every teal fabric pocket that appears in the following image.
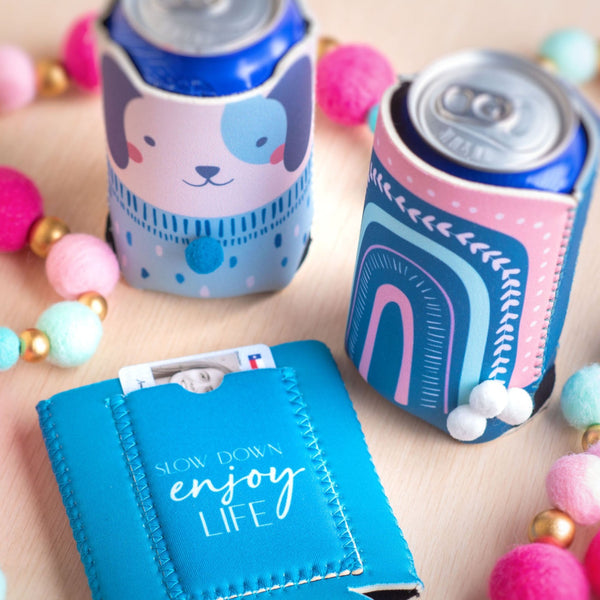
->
[37,340,422,600]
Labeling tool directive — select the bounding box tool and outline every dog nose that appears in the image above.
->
[195,165,220,180]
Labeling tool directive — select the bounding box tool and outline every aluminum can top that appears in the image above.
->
[121,0,284,56]
[407,49,577,173]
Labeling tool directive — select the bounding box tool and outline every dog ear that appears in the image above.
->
[101,55,142,169]
[268,55,313,172]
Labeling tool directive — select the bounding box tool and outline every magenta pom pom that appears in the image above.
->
[46,233,119,299]
[546,453,600,525]
[317,44,396,126]
[0,45,36,112]
[61,12,100,92]
[489,543,590,600]
[0,166,44,252]
[585,529,600,596]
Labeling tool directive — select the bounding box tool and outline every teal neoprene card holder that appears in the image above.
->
[37,340,422,599]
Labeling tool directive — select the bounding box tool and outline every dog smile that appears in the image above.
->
[182,177,235,188]
[183,165,234,188]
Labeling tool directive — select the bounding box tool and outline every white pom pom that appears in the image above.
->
[468,380,509,418]
[497,387,533,425]
[446,404,488,442]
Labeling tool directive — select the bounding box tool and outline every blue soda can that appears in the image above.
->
[97,0,316,298]
[346,50,599,442]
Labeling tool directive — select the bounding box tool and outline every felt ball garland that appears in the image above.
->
[0,12,111,371]
[0,166,119,369]
[488,364,600,600]
[0,12,99,113]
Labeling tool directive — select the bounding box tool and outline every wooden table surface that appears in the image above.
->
[2,1,600,598]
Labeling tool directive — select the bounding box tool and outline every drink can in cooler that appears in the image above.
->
[346,50,599,442]
[97,0,316,298]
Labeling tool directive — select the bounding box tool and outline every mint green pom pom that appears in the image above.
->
[0,327,19,371]
[561,364,600,429]
[367,103,380,132]
[540,28,599,84]
[36,301,102,367]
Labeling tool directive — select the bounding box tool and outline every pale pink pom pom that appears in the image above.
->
[0,45,36,112]
[546,453,600,525]
[46,233,119,299]
[61,12,100,92]
[317,44,396,126]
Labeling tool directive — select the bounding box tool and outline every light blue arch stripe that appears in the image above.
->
[359,203,490,405]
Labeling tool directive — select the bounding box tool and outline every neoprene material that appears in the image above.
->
[345,80,600,443]
[37,340,422,600]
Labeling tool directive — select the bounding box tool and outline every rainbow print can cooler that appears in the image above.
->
[346,50,600,443]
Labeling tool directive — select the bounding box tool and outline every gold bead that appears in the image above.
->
[78,292,108,321]
[19,328,50,363]
[583,424,600,451]
[528,509,576,548]
[28,216,70,258]
[318,36,340,61]
[537,56,558,75]
[36,59,70,97]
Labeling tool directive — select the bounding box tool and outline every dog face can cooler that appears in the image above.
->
[97,0,315,298]
[346,50,600,442]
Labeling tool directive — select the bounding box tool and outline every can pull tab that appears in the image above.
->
[156,0,226,9]
[438,85,515,126]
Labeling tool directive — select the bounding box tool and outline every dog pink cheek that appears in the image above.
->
[127,142,143,163]
[270,144,285,165]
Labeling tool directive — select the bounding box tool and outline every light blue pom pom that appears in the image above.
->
[36,301,103,368]
[540,28,599,84]
[0,327,19,371]
[561,363,600,429]
[0,567,5,600]
[367,103,380,132]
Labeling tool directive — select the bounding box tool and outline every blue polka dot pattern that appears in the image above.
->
[175,273,185,284]
[185,237,224,274]
[141,268,150,278]
[274,233,282,248]
[281,257,288,267]
[126,231,133,246]
[229,256,238,268]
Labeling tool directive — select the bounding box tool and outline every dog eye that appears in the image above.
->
[144,135,156,147]
[256,137,268,147]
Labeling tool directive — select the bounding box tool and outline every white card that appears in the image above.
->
[118,344,276,395]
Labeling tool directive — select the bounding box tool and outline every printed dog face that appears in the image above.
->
[102,55,313,218]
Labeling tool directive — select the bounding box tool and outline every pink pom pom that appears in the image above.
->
[546,453,600,525]
[0,166,44,252]
[46,233,120,299]
[585,529,600,596]
[317,44,395,126]
[489,543,590,600]
[0,45,36,112]
[61,12,100,92]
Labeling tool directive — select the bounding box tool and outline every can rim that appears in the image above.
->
[407,49,577,173]
[121,0,286,57]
